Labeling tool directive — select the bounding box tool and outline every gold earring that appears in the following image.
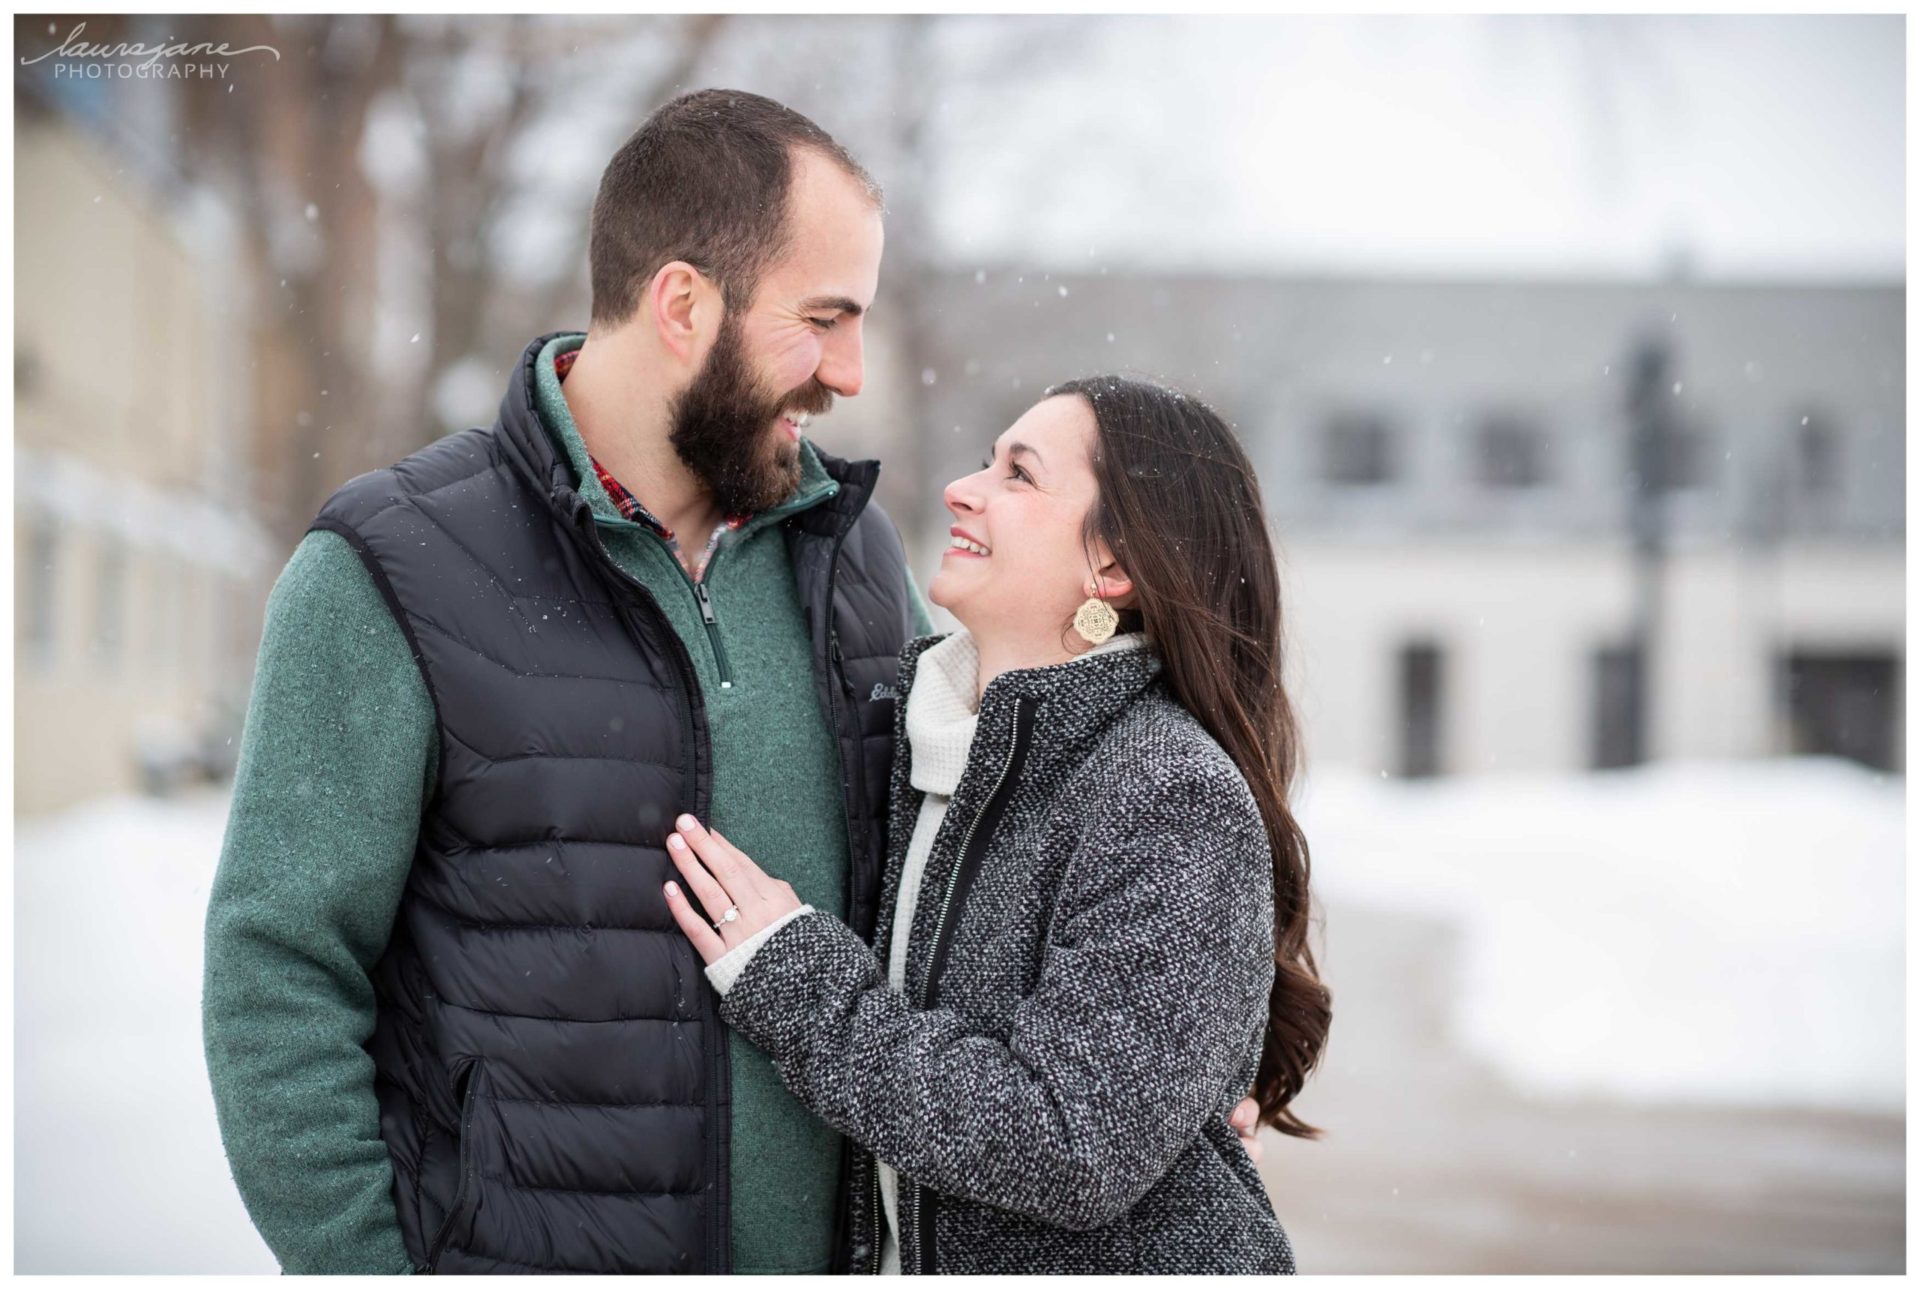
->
[1073,595,1119,645]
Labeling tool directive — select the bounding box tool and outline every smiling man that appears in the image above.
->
[202,90,932,1275]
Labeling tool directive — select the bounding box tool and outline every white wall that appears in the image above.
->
[1282,536,1903,776]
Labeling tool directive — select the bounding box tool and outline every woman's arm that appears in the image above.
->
[665,757,1275,1231]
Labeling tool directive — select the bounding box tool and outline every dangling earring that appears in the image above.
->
[1073,593,1119,645]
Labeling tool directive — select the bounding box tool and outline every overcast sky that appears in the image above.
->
[927,15,1904,281]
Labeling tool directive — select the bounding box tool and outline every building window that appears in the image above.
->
[1474,412,1548,488]
[15,346,41,402]
[24,515,59,670]
[1396,641,1445,778]
[93,539,126,671]
[1324,411,1396,485]
[1783,651,1899,771]
[1591,643,1646,769]
[1795,410,1842,496]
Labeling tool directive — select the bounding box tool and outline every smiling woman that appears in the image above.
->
[663,375,1328,1274]
[927,399,1123,686]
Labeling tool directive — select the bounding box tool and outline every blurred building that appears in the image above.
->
[901,269,1903,776]
[14,93,271,815]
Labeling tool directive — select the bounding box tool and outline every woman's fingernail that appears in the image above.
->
[664,881,678,897]
[667,834,685,850]
[676,814,696,832]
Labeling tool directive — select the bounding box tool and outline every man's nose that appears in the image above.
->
[815,325,865,398]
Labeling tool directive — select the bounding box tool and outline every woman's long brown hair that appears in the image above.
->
[1050,376,1331,1138]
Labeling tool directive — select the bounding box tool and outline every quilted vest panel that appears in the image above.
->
[311,334,916,1273]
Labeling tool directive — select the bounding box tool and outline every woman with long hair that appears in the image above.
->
[662,376,1331,1273]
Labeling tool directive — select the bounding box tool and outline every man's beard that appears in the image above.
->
[667,313,834,516]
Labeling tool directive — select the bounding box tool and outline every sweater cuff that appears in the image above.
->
[704,905,816,996]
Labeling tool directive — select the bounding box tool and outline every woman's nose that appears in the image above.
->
[943,474,983,517]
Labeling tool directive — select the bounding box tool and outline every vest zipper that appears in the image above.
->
[819,521,871,938]
[904,694,1037,1275]
[424,1061,485,1273]
[569,504,729,1273]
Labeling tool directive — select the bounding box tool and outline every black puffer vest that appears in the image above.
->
[309,333,914,1273]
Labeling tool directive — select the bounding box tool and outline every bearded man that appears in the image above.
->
[202,89,931,1275]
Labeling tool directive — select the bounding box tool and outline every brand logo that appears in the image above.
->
[870,683,899,702]
[20,20,281,80]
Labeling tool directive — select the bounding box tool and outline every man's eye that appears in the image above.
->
[808,316,838,331]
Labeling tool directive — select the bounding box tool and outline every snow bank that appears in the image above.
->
[1298,757,1905,1113]
[11,758,1902,1270]
[14,790,277,1273]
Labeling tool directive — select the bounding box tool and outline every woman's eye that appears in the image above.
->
[980,453,1027,483]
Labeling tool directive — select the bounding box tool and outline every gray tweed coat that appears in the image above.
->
[718,634,1295,1274]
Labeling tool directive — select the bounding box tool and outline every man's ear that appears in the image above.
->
[649,261,721,365]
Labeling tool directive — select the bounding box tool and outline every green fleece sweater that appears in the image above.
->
[203,332,932,1274]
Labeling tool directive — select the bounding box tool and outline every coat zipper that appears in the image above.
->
[903,695,1036,1275]
[919,696,1035,1010]
[868,1156,884,1274]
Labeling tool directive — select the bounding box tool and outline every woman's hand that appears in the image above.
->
[1229,1096,1264,1164]
[666,813,1268,1162]
[663,813,805,965]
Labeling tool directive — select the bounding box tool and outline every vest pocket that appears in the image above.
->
[424,1059,487,1272]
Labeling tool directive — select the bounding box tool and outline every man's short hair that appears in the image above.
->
[588,88,882,326]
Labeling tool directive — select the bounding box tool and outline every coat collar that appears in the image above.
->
[894,629,1164,782]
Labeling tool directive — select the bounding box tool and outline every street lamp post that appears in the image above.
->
[1618,331,1676,767]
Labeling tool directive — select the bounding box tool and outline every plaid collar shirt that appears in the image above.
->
[555,346,747,584]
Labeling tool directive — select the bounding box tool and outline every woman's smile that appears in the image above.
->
[944,526,990,558]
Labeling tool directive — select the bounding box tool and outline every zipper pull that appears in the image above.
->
[694,581,717,625]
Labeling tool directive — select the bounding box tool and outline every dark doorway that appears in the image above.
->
[1397,641,1445,778]
[1592,644,1646,769]
[1783,651,1900,771]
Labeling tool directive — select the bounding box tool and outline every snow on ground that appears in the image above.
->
[14,790,277,1273]
[1298,757,1905,1113]
[11,758,1905,1271]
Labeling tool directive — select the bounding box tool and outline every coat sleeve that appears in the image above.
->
[717,754,1276,1231]
[202,530,434,1274]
